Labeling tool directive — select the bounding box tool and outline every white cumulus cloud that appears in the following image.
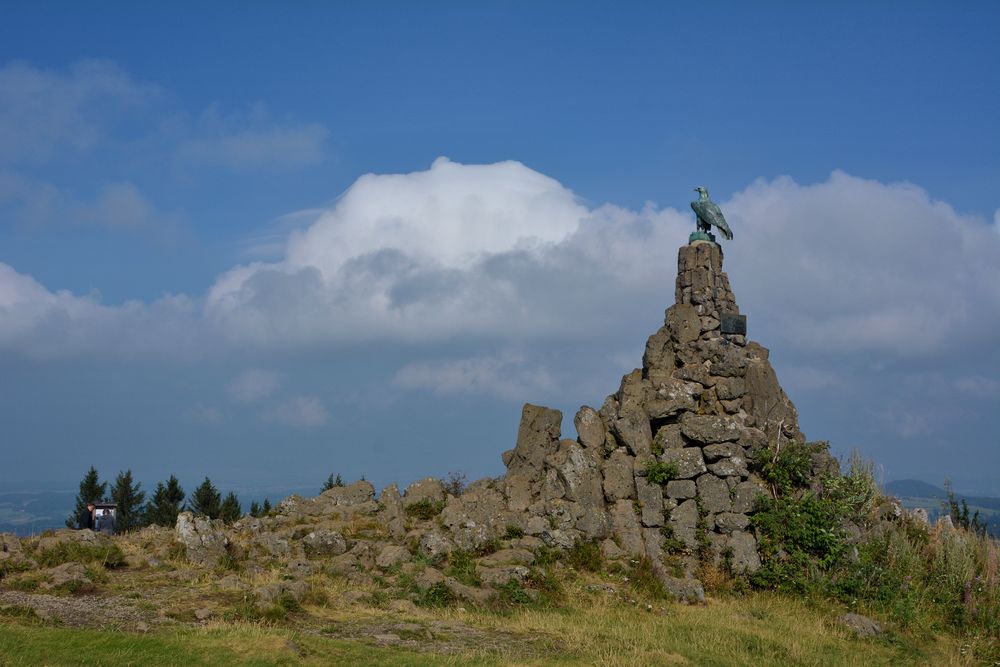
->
[262,396,328,427]
[392,351,558,401]
[227,369,282,403]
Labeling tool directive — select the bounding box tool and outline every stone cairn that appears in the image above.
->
[492,240,836,599]
[156,240,836,607]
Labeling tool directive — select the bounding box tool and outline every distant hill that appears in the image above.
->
[885,479,1000,537]
[884,479,948,499]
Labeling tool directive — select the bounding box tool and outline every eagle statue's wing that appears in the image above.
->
[691,199,734,240]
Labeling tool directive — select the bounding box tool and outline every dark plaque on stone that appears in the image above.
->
[720,313,746,336]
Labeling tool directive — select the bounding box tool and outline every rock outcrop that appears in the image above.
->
[50,239,831,606]
[488,241,836,595]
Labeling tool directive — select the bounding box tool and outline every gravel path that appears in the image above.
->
[0,590,155,630]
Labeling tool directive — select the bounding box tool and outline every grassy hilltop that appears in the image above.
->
[2,452,999,666]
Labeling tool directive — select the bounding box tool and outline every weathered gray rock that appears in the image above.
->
[669,499,699,549]
[175,512,229,566]
[378,484,406,540]
[660,447,707,479]
[251,532,291,559]
[417,531,455,560]
[726,530,761,573]
[612,410,653,457]
[652,423,685,452]
[697,474,732,513]
[681,414,741,444]
[478,548,534,567]
[574,406,606,450]
[505,404,562,511]
[509,403,563,472]
[708,456,749,478]
[714,377,745,400]
[302,529,347,557]
[643,327,675,372]
[602,448,635,501]
[732,480,767,514]
[440,485,509,551]
[255,579,309,606]
[375,544,411,569]
[702,442,742,461]
[479,565,531,587]
[40,562,91,591]
[714,512,750,534]
[545,440,604,507]
[665,480,697,500]
[666,303,701,345]
[645,378,698,420]
[838,613,882,637]
[610,499,644,556]
[320,480,376,507]
[403,478,446,508]
[635,476,664,527]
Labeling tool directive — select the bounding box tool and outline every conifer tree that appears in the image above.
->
[262,498,271,514]
[144,475,186,527]
[321,473,345,492]
[219,491,242,524]
[249,501,261,517]
[189,477,222,519]
[109,469,145,532]
[67,466,107,528]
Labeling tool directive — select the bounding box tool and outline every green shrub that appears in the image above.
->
[628,557,673,601]
[502,525,525,539]
[445,549,481,587]
[491,579,535,607]
[566,540,603,572]
[415,582,457,608]
[754,440,813,496]
[644,460,678,486]
[405,499,445,520]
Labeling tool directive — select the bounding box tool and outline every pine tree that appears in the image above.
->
[321,473,345,492]
[189,477,222,519]
[248,498,272,518]
[144,475,186,527]
[67,466,107,528]
[219,491,242,524]
[109,469,146,532]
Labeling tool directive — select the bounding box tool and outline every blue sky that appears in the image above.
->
[1,3,999,495]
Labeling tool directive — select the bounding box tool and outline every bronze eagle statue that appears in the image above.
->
[691,186,733,241]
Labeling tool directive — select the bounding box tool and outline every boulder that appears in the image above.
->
[680,414,741,444]
[403,478,447,509]
[696,474,732,513]
[175,512,229,566]
[302,529,347,557]
[602,448,636,501]
[545,440,604,507]
[665,480,697,500]
[40,562,91,591]
[418,531,455,560]
[574,406,607,450]
[838,613,882,637]
[611,410,653,457]
[375,545,411,569]
[610,499,644,556]
[659,447,707,479]
[479,565,530,587]
[440,486,509,551]
[635,476,664,527]
[378,484,407,540]
[477,548,534,567]
[665,303,701,344]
